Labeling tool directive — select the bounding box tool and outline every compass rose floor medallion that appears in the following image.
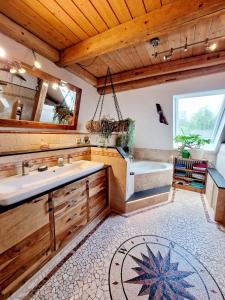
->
[109,235,224,300]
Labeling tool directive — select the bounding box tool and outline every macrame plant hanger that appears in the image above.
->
[87,67,127,138]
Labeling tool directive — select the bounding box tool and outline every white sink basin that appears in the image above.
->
[0,160,104,206]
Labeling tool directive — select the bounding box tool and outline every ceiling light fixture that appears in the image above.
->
[32,50,41,69]
[163,48,173,61]
[52,82,59,90]
[18,67,26,74]
[43,81,49,87]
[205,39,210,51]
[9,67,17,74]
[0,47,6,58]
[209,42,217,51]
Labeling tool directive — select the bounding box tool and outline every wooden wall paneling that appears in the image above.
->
[0,1,70,49]
[72,0,108,33]
[59,0,225,66]
[38,0,88,41]
[0,13,59,62]
[0,195,52,298]
[21,0,79,46]
[90,0,120,28]
[143,0,162,12]
[125,0,146,18]
[52,179,88,250]
[55,0,98,36]
[107,0,132,23]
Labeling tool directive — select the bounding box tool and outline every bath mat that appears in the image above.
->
[109,235,224,300]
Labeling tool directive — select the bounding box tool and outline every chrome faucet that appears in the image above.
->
[67,154,73,164]
[22,161,30,176]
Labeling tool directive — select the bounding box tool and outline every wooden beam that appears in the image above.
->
[0,13,59,62]
[97,50,225,87]
[97,63,225,94]
[32,79,48,121]
[58,0,225,66]
[66,64,97,86]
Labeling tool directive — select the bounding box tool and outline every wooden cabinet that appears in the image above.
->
[53,178,88,250]
[88,170,107,220]
[0,195,52,299]
[0,168,109,298]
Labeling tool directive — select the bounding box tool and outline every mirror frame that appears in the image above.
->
[0,60,81,130]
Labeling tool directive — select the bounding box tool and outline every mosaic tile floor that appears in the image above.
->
[12,189,225,300]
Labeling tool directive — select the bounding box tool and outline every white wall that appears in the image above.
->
[0,33,99,132]
[98,73,225,150]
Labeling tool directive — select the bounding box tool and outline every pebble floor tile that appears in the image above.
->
[11,189,225,299]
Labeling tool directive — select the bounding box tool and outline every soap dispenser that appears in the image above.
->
[58,157,64,167]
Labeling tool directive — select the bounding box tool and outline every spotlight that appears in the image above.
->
[43,81,49,87]
[209,42,217,51]
[10,67,17,74]
[52,82,59,90]
[34,60,41,69]
[18,68,26,74]
[205,39,210,51]
[0,47,6,58]
[32,50,41,69]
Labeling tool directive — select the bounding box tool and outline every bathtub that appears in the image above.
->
[131,160,173,192]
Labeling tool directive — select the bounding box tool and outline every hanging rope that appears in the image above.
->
[91,67,123,121]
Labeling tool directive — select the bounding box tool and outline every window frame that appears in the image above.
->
[173,89,225,151]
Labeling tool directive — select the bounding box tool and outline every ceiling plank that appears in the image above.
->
[98,63,225,94]
[90,0,119,28]
[66,64,97,86]
[0,13,59,62]
[58,0,225,66]
[97,49,225,87]
[143,0,162,12]
[107,0,132,23]
[125,0,146,18]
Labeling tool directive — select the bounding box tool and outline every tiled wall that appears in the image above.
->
[0,147,91,179]
[0,132,118,153]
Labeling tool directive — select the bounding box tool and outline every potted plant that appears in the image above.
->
[175,134,210,159]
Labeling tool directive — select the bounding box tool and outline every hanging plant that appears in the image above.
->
[99,116,115,139]
[53,104,73,124]
[116,118,135,156]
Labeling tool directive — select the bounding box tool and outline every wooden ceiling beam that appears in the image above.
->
[97,50,225,87]
[66,64,97,86]
[0,13,59,62]
[58,0,225,66]
[97,63,225,94]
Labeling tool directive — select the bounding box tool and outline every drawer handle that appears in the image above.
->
[66,213,77,223]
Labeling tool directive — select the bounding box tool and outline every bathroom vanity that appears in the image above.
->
[0,166,109,299]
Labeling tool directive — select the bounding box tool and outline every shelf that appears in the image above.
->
[174,176,205,182]
[173,183,205,193]
[174,167,207,174]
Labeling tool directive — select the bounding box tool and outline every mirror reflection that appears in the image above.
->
[0,62,77,126]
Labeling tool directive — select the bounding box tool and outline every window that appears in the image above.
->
[174,90,225,149]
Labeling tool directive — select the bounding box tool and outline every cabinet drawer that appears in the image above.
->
[89,170,107,198]
[89,190,107,220]
[0,195,51,299]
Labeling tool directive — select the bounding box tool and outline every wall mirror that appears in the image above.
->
[0,60,81,130]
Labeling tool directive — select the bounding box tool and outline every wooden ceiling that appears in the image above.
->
[1,0,225,93]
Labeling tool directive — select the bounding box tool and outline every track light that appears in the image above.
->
[18,68,26,74]
[10,67,17,74]
[209,42,217,51]
[163,48,173,61]
[52,82,59,90]
[32,50,41,69]
[43,81,49,87]
[0,47,6,58]
[205,39,210,51]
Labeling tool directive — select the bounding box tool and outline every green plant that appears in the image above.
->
[116,118,135,157]
[175,134,211,150]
